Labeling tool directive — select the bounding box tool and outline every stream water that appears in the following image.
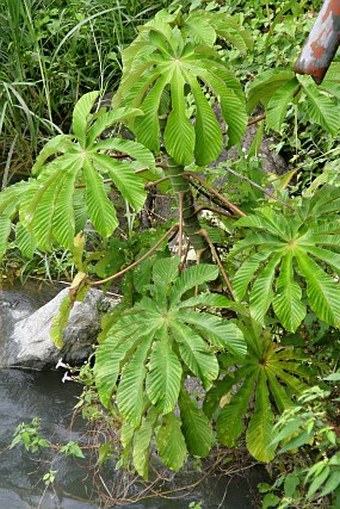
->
[0,284,265,508]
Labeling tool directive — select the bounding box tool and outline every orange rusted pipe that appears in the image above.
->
[294,0,340,84]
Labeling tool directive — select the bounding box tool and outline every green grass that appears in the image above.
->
[0,0,173,182]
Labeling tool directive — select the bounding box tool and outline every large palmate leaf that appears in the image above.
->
[113,7,248,165]
[247,70,340,134]
[0,92,156,257]
[94,257,246,476]
[246,69,296,114]
[230,187,340,330]
[213,320,311,462]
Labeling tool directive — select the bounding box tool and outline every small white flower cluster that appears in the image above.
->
[55,358,72,383]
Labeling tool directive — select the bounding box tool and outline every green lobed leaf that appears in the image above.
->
[51,159,81,248]
[31,135,74,176]
[169,264,218,305]
[152,256,179,295]
[156,412,187,471]
[274,367,308,396]
[217,372,257,447]
[117,337,153,427]
[184,15,216,46]
[176,293,238,310]
[164,68,195,166]
[210,65,245,103]
[320,61,340,99]
[94,331,141,408]
[15,223,36,259]
[179,389,214,457]
[113,61,157,106]
[237,208,290,238]
[73,189,87,233]
[120,420,135,450]
[83,158,118,237]
[266,78,300,132]
[272,254,306,332]
[188,75,223,166]
[94,138,156,173]
[303,84,340,136]
[220,86,248,148]
[203,375,236,418]
[0,216,11,259]
[93,154,146,212]
[86,107,144,147]
[146,330,182,414]
[134,72,172,154]
[50,293,73,348]
[132,408,158,479]
[199,65,247,148]
[266,371,294,414]
[296,251,340,328]
[246,372,276,462]
[250,253,282,325]
[246,69,295,114]
[72,91,100,147]
[230,232,283,257]
[172,321,219,389]
[178,311,246,357]
[304,245,340,273]
[29,167,69,251]
[232,250,273,301]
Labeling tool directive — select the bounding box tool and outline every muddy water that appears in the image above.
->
[0,369,264,509]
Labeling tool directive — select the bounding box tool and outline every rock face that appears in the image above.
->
[2,287,119,369]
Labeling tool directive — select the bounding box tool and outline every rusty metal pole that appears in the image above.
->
[294,0,340,84]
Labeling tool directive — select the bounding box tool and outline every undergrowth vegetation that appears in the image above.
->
[0,0,173,180]
[0,0,339,507]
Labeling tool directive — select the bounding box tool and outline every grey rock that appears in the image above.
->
[2,287,119,369]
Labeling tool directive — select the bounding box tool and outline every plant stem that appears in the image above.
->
[222,166,293,209]
[166,158,212,263]
[248,113,266,126]
[90,224,179,286]
[201,229,235,299]
[183,171,246,217]
[178,191,184,261]
[195,204,233,219]
[189,179,237,216]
